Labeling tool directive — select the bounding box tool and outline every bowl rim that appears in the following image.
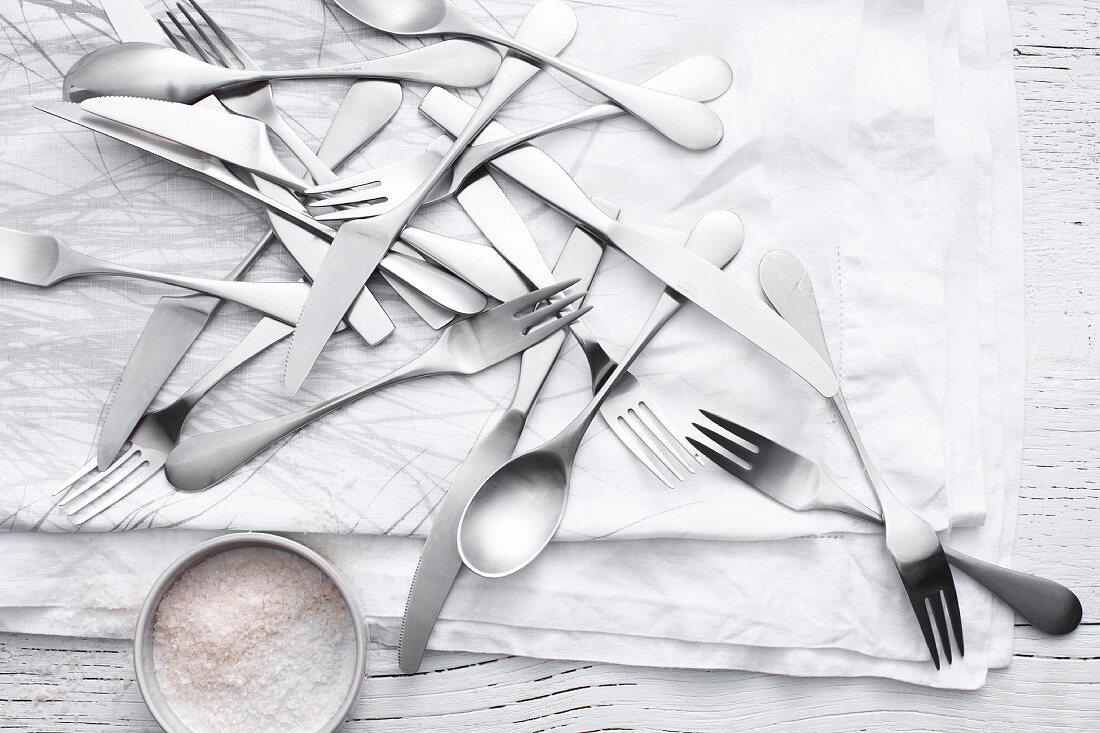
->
[133,532,368,733]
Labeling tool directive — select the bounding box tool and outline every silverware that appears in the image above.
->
[161,0,357,185]
[457,174,713,483]
[43,100,484,325]
[420,89,840,399]
[164,281,591,490]
[689,411,1083,636]
[55,317,297,525]
[94,0,401,469]
[331,0,724,149]
[0,226,314,324]
[456,213,744,577]
[82,96,310,189]
[284,0,577,395]
[758,249,964,669]
[306,56,733,217]
[62,38,500,103]
[399,210,608,675]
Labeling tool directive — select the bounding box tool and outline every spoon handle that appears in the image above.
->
[470,25,723,150]
[75,257,310,325]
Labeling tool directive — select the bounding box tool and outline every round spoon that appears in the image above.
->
[456,210,746,578]
[62,39,500,103]
[331,0,725,150]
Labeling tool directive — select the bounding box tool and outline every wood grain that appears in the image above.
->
[1,0,1098,730]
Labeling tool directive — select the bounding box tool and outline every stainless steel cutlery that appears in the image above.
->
[758,249,964,668]
[689,410,1083,637]
[400,211,609,674]
[165,281,590,491]
[62,38,499,103]
[456,212,745,578]
[284,0,578,395]
[304,55,733,218]
[420,90,840,399]
[331,0,723,149]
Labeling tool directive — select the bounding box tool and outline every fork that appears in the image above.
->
[164,281,590,491]
[688,411,1083,636]
[158,0,338,185]
[757,249,963,668]
[55,317,296,525]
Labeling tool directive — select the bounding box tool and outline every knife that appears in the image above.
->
[82,96,311,190]
[282,3,576,396]
[398,200,614,674]
[91,0,400,466]
[420,90,840,398]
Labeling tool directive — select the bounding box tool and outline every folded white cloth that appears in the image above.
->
[0,0,969,540]
[0,0,1025,690]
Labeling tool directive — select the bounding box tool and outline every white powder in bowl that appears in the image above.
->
[153,547,357,733]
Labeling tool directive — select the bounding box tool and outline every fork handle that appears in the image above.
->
[942,547,1082,635]
[165,354,441,491]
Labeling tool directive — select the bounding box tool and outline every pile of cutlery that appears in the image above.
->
[1,0,1079,677]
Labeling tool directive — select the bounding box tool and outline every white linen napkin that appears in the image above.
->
[0,0,970,539]
[0,0,1027,690]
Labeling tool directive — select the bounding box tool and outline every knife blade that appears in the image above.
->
[420,90,840,398]
[82,96,310,191]
[398,200,614,674]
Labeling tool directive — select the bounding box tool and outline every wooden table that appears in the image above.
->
[2,1,1097,729]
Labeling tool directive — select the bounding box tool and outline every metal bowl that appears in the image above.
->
[134,532,368,733]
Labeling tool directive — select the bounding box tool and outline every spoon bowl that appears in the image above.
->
[332,0,450,34]
[458,447,571,577]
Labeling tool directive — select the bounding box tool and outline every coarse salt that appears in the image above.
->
[153,547,357,733]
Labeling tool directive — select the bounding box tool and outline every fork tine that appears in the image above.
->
[522,305,592,343]
[907,595,941,669]
[700,409,768,450]
[68,462,159,526]
[184,0,258,70]
[307,188,386,208]
[929,593,953,665]
[686,436,754,483]
[64,456,147,516]
[157,19,188,53]
[507,278,581,313]
[644,399,706,467]
[165,10,215,65]
[619,410,683,483]
[516,291,586,329]
[175,2,235,69]
[606,415,675,488]
[634,401,698,473]
[53,456,99,497]
[693,423,758,464]
[943,582,965,656]
[58,446,138,505]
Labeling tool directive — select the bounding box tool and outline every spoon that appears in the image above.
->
[457,210,746,577]
[305,55,734,216]
[62,39,500,103]
[331,0,725,150]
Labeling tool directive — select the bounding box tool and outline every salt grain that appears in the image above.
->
[153,547,356,733]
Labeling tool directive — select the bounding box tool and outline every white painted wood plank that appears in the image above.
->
[1,0,1098,730]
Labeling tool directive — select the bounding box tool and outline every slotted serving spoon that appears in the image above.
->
[331,0,724,149]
